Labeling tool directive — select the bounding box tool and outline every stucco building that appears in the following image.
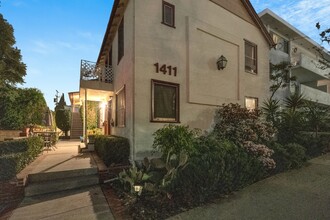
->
[259,9,330,106]
[78,0,274,160]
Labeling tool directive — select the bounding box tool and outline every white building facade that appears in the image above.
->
[80,0,275,160]
[259,9,330,106]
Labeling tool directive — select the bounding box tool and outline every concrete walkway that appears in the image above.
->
[169,153,330,220]
[9,140,114,220]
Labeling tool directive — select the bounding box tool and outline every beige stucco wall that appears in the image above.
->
[129,0,270,159]
[109,0,135,158]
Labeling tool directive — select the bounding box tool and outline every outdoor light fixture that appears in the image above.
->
[134,185,143,196]
[217,55,228,70]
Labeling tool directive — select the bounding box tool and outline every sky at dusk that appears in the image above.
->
[1,0,329,110]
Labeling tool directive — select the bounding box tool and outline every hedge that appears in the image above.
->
[94,135,130,166]
[0,137,44,181]
[167,137,267,203]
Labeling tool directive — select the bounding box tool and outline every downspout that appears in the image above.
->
[132,0,136,162]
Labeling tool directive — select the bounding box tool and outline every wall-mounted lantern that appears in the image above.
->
[217,55,228,70]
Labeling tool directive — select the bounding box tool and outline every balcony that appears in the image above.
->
[300,84,330,106]
[291,53,330,83]
[80,60,114,92]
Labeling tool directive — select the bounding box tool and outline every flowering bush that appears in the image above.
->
[243,141,275,170]
[213,103,276,145]
[213,103,276,170]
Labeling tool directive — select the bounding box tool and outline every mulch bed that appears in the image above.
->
[100,180,209,220]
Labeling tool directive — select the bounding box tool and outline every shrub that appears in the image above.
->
[94,135,130,166]
[167,136,267,203]
[213,103,275,145]
[268,142,306,173]
[296,133,330,158]
[152,124,200,159]
[0,136,43,180]
[0,139,27,155]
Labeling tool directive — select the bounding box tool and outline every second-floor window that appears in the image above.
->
[245,40,257,74]
[271,32,289,54]
[162,1,175,28]
[118,18,124,64]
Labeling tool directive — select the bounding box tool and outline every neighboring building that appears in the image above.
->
[79,0,274,160]
[259,9,330,105]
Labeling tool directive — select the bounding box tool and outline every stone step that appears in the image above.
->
[25,174,99,197]
[27,168,98,183]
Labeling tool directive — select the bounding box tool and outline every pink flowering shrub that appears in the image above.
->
[213,103,277,170]
[243,141,276,170]
[213,103,276,144]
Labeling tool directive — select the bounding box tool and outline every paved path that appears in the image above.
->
[170,153,330,220]
[9,140,114,220]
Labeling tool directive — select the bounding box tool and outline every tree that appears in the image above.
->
[55,109,71,137]
[277,93,306,143]
[304,101,330,137]
[55,93,67,111]
[0,14,26,88]
[17,88,48,126]
[269,61,296,99]
[316,22,330,44]
[54,93,71,137]
[0,87,47,129]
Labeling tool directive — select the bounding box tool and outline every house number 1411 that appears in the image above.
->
[154,63,177,76]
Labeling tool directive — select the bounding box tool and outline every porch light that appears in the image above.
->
[217,55,228,70]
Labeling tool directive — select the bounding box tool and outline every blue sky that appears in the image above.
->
[1,0,329,110]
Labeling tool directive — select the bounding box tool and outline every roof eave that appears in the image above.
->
[241,0,276,48]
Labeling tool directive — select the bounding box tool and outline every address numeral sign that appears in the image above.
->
[154,63,177,76]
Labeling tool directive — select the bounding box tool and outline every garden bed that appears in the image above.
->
[101,180,215,220]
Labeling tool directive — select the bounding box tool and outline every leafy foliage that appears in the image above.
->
[295,133,330,158]
[152,124,200,159]
[0,87,47,129]
[54,93,67,111]
[0,136,44,180]
[316,22,330,44]
[55,109,71,137]
[80,101,100,130]
[262,98,281,128]
[168,136,267,203]
[212,103,275,145]
[269,61,296,99]
[0,14,26,88]
[94,135,130,166]
[268,142,306,174]
[277,93,306,143]
[304,101,330,136]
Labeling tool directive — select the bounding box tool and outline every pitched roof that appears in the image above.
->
[240,0,275,47]
[97,0,275,64]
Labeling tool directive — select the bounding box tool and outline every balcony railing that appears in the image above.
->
[80,60,113,83]
[291,53,330,82]
[300,84,330,106]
